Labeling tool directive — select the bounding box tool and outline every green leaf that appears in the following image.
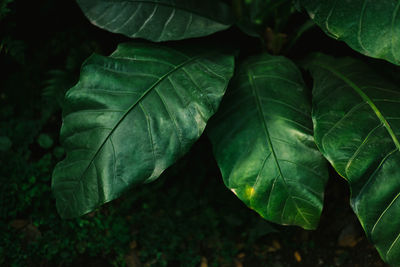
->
[208,54,328,230]
[52,42,234,218]
[298,0,400,65]
[307,53,400,265]
[77,0,233,42]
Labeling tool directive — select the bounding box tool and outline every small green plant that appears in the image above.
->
[52,0,400,265]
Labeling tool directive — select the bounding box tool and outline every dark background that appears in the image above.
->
[0,0,391,266]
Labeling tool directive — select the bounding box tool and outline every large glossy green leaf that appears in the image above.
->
[208,54,328,230]
[52,43,234,218]
[307,53,400,265]
[298,0,400,65]
[77,0,233,42]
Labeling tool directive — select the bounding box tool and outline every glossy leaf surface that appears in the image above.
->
[299,0,400,65]
[52,43,234,218]
[77,0,233,42]
[208,54,328,230]
[308,54,400,265]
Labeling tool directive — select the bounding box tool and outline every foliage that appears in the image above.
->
[0,3,283,266]
[208,54,328,230]
[2,0,400,266]
[306,53,400,264]
[52,43,234,218]
[48,0,400,266]
[77,0,234,41]
[298,0,400,65]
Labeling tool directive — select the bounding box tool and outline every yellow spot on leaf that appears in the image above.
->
[200,257,208,267]
[294,251,302,262]
[245,186,255,199]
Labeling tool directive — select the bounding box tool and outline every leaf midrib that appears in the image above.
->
[314,62,400,151]
[74,53,205,186]
[247,68,311,227]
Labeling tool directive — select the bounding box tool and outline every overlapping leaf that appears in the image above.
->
[77,0,233,42]
[208,54,328,230]
[307,54,400,265]
[52,43,234,218]
[299,0,400,65]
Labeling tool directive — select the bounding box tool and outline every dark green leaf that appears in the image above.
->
[52,42,234,218]
[299,0,400,65]
[77,0,234,42]
[208,54,328,230]
[307,53,400,265]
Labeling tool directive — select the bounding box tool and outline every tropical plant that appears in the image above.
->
[52,0,400,265]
